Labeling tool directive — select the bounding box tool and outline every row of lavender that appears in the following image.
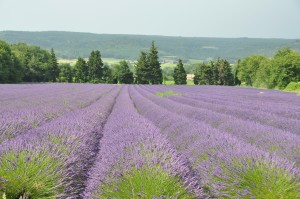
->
[0,84,119,198]
[83,86,203,198]
[1,84,299,198]
[130,85,300,198]
[139,85,300,165]
[0,84,113,143]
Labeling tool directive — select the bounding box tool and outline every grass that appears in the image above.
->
[57,58,77,66]
[284,82,300,96]
[214,158,300,199]
[156,90,182,97]
[0,150,65,198]
[163,80,194,85]
[98,165,194,199]
[58,57,126,66]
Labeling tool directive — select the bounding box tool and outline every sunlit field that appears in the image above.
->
[0,84,299,198]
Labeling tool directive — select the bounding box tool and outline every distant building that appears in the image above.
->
[187,74,194,80]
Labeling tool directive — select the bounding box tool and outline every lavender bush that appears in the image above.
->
[0,84,299,198]
[84,86,204,198]
[129,85,300,198]
[0,84,115,143]
[0,84,119,198]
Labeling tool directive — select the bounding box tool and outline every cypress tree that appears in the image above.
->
[193,63,207,85]
[135,51,149,84]
[223,59,234,86]
[118,60,133,84]
[75,57,88,83]
[148,41,162,84]
[173,59,187,85]
[48,48,59,82]
[88,50,103,82]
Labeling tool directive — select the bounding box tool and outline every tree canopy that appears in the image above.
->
[194,59,235,86]
[134,41,162,84]
[237,48,300,89]
[173,59,187,85]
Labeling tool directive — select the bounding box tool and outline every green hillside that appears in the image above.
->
[0,31,299,62]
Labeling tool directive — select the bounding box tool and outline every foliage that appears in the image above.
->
[135,41,163,84]
[148,41,163,84]
[48,48,59,82]
[194,58,235,86]
[173,59,187,85]
[11,42,51,82]
[58,63,74,82]
[270,48,300,89]
[284,82,300,92]
[237,55,271,87]
[135,51,149,84]
[99,165,194,199]
[102,64,114,84]
[237,48,300,89]
[74,57,88,83]
[0,150,65,198]
[87,50,103,83]
[156,90,182,97]
[117,60,133,84]
[215,158,300,199]
[0,40,22,83]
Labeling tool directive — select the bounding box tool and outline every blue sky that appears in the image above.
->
[0,0,299,38]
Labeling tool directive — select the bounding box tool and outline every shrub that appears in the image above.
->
[284,82,300,92]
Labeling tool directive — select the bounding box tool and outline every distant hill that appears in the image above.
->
[0,31,299,62]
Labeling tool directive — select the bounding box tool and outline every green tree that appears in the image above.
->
[11,43,51,82]
[102,64,113,83]
[118,60,134,84]
[218,59,234,86]
[0,40,23,83]
[135,51,149,84]
[75,57,88,83]
[112,64,121,84]
[210,61,219,85]
[48,48,59,82]
[232,60,241,85]
[194,63,207,85]
[59,63,74,82]
[270,48,300,89]
[148,41,163,84]
[237,55,268,86]
[88,50,103,83]
[173,59,187,85]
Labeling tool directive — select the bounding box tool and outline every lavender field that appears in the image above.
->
[0,84,300,199]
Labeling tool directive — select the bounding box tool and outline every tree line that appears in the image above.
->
[1,39,299,90]
[193,58,239,86]
[237,48,300,89]
[0,40,161,84]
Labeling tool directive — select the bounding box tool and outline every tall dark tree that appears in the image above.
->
[75,57,88,83]
[118,60,134,84]
[216,59,234,86]
[48,48,59,82]
[88,50,103,82]
[173,59,187,85]
[194,63,207,85]
[148,41,162,84]
[102,64,113,83]
[135,51,149,84]
[210,61,219,85]
[59,63,74,82]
